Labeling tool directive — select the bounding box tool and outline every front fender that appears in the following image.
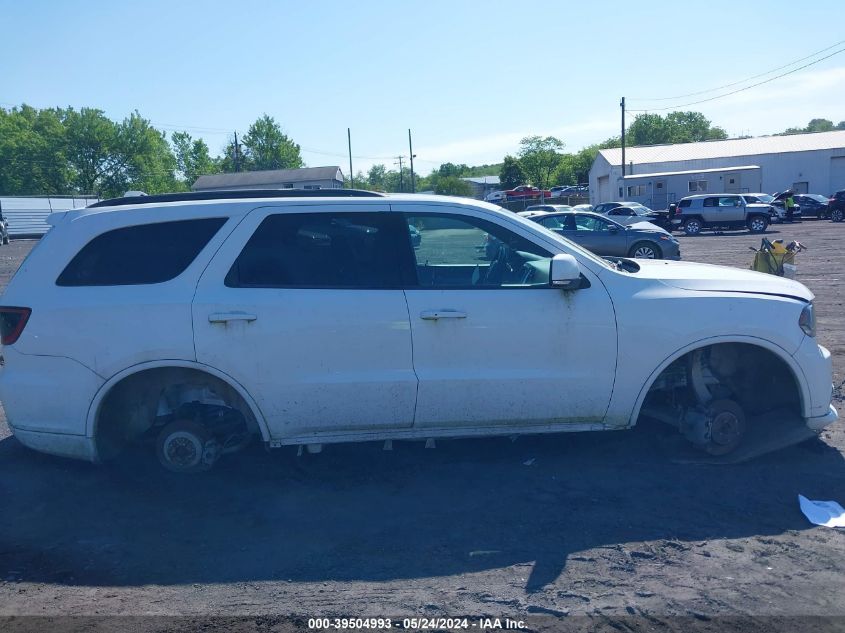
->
[623,335,811,427]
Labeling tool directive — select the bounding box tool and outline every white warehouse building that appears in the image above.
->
[589,130,845,210]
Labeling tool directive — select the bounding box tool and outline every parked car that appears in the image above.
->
[524,204,573,213]
[0,190,836,472]
[527,211,679,260]
[0,209,9,245]
[674,194,770,235]
[592,202,624,214]
[504,185,552,200]
[793,194,832,219]
[484,190,506,203]
[594,201,672,231]
[828,190,845,222]
[550,185,588,198]
[741,193,800,223]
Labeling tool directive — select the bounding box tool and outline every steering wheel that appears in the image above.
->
[483,242,514,286]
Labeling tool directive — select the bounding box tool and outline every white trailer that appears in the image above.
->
[0,196,98,237]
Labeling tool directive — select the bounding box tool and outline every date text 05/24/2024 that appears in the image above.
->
[307,617,527,630]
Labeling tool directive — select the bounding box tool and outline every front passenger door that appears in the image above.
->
[400,209,617,431]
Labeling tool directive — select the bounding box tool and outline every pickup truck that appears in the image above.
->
[504,185,552,200]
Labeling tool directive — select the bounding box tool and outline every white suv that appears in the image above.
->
[0,190,837,471]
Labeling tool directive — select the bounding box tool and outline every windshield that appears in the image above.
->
[805,194,828,203]
[624,204,652,215]
[751,194,774,203]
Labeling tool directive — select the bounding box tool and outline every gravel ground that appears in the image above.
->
[0,221,843,627]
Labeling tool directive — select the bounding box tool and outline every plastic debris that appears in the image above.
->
[799,494,845,528]
[523,458,536,466]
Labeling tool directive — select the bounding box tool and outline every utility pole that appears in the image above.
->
[620,97,626,178]
[347,128,354,189]
[408,129,416,193]
[394,156,404,192]
[233,131,241,173]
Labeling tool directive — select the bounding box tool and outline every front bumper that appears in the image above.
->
[792,339,837,425]
[806,404,840,431]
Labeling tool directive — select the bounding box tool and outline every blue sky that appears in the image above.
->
[2,0,844,176]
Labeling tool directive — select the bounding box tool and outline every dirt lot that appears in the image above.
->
[1,221,844,627]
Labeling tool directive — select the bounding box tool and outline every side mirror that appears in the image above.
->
[550,254,582,290]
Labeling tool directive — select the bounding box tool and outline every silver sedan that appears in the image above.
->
[526,211,681,260]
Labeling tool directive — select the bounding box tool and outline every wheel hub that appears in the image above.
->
[709,411,742,447]
[163,431,203,468]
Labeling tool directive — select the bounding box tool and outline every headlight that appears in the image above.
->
[799,302,816,337]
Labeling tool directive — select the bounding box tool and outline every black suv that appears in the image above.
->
[828,190,845,223]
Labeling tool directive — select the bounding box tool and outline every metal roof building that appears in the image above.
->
[192,166,344,192]
[589,130,845,209]
[460,175,500,199]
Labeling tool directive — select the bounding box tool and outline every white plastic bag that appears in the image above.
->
[799,494,845,528]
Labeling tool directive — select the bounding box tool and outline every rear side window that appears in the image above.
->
[57,218,227,286]
[225,212,408,288]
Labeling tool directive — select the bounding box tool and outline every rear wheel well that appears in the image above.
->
[95,367,260,461]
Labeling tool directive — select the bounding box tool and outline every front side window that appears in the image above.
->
[574,215,612,232]
[539,215,572,230]
[404,213,552,288]
[57,218,227,286]
[225,212,406,288]
[719,196,741,207]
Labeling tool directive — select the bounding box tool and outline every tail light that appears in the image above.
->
[0,307,31,345]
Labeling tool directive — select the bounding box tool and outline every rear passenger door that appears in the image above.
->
[192,205,418,440]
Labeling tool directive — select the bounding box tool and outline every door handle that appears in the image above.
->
[208,312,258,323]
[420,309,467,320]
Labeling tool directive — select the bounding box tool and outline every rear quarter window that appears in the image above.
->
[56,218,227,286]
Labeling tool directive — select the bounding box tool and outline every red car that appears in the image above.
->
[504,185,552,200]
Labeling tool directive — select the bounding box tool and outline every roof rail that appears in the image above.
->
[88,189,385,208]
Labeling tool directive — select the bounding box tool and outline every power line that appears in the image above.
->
[627,47,845,113]
[628,39,845,103]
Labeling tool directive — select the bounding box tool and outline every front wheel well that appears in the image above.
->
[639,342,803,423]
[94,367,261,461]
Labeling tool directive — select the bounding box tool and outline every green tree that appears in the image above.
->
[344,170,373,190]
[0,105,70,195]
[428,162,472,191]
[172,131,218,188]
[499,155,526,189]
[367,164,387,190]
[517,136,565,189]
[63,107,125,195]
[241,114,303,171]
[782,118,845,135]
[434,175,473,197]
[117,112,179,195]
[627,111,726,146]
